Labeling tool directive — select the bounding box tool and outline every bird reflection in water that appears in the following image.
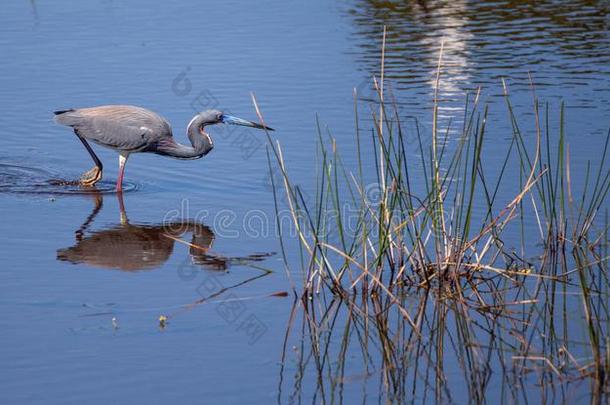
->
[57,192,272,271]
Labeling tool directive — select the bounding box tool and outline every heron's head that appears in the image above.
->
[187,109,274,134]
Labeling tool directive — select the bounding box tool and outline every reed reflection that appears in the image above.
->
[57,192,265,271]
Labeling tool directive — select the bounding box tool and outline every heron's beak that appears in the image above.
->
[221,115,274,131]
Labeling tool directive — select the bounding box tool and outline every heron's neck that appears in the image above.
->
[157,125,213,159]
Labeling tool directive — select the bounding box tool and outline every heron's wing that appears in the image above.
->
[73,119,153,151]
[55,105,173,152]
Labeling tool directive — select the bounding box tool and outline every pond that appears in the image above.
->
[1,1,609,403]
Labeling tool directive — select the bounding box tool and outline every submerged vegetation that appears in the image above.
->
[254,37,610,402]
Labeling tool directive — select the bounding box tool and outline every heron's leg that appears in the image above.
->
[116,153,129,192]
[75,133,103,186]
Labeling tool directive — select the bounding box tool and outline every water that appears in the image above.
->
[1,1,609,403]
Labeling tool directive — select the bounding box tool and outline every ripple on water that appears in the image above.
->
[0,163,140,195]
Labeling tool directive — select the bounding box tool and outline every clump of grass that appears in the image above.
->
[253,32,610,401]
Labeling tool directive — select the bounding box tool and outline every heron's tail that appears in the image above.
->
[53,109,79,125]
[54,109,75,115]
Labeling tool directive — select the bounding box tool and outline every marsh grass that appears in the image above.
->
[253,34,610,402]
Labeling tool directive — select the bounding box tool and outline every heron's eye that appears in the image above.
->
[217,113,224,121]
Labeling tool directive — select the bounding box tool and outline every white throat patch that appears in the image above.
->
[200,130,213,146]
[187,115,199,132]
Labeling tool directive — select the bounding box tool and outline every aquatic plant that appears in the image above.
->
[253,32,610,402]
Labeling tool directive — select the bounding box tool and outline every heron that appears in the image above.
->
[54,105,273,191]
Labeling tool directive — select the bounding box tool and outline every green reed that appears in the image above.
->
[252,35,610,402]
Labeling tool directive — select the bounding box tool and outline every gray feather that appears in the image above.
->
[54,105,173,152]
